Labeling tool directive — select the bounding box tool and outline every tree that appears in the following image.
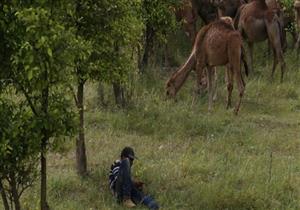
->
[0,98,39,210]
[63,0,143,176]
[2,5,78,209]
[140,0,179,70]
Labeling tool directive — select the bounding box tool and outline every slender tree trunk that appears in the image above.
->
[141,24,154,71]
[97,82,106,107]
[0,180,10,210]
[41,68,49,210]
[9,173,20,210]
[112,43,126,107]
[41,137,49,210]
[76,79,87,176]
[113,82,126,107]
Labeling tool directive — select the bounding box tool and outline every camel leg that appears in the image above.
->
[234,68,245,115]
[271,48,278,81]
[229,37,245,115]
[195,60,206,95]
[265,18,286,82]
[207,67,214,112]
[226,66,233,109]
[274,42,285,83]
[212,67,218,102]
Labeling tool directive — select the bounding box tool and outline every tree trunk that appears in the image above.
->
[141,24,154,71]
[41,137,49,210]
[76,79,87,176]
[9,173,20,210]
[0,180,10,210]
[41,68,49,210]
[113,82,126,107]
[97,82,106,107]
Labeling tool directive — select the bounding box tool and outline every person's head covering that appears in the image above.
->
[121,147,137,160]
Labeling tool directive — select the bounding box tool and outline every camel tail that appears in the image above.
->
[241,45,249,77]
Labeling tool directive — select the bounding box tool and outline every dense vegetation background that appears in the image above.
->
[0,0,299,210]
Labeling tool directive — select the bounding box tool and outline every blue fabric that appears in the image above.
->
[114,159,144,202]
[142,195,160,210]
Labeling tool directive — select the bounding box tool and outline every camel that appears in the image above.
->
[166,17,248,114]
[235,0,286,82]
[217,0,246,18]
[175,0,198,42]
[192,0,219,23]
[164,0,197,68]
[295,0,300,50]
[267,0,297,47]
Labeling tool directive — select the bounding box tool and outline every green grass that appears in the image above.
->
[14,47,300,210]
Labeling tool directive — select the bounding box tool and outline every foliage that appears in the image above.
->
[0,3,77,209]
[281,0,295,12]
[141,0,179,42]
[10,7,77,139]
[0,97,39,210]
[64,0,144,84]
[0,98,39,175]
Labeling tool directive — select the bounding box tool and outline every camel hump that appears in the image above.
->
[212,18,236,32]
[193,19,233,53]
[220,16,234,28]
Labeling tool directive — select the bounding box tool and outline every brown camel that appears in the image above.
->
[166,17,247,114]
[217,0,246,18]
[268,0,298,46]
[295,0,300,49]
[235,0,286,82]
[175,0,198,42]
[192,0,219,23]
[164,0,197,68]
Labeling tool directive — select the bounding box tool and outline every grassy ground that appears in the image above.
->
[15,46,300,210]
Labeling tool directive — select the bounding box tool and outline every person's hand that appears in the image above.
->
[133,180,144,191]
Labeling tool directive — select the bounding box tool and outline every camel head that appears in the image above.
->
[165,80,177,98]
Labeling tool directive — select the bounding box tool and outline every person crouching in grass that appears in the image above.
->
[109,147,160,209]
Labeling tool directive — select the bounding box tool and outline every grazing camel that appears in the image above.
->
[166,17,248,114]
[235,0,286,82]
[295,0,300,49]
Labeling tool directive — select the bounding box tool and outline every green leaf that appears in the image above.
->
[47,48,53,57]
[28,70,33,81]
